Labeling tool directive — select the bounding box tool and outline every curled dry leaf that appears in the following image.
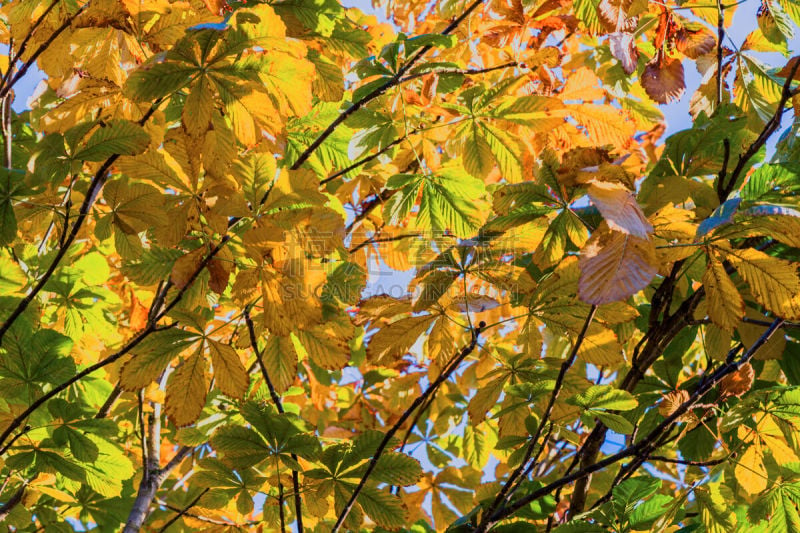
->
[719,363,755,401]
[658,389,690,418]
[641,55,686,104]
[608,32,639,75]
[598,0,637,32]
[675,29,716,59]
[578,224,658,305]
[586,180,653,238]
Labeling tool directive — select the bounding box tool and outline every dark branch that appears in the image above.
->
[0,3,87,100]
[289,0,487,172]
[331,323,484,532]
[0,100,164,347]
[244,308,303,533]
[484,318,783,527]
[476,306,597,532]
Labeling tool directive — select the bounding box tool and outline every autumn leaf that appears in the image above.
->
[642,54,686,104]
[165,350,209,427]
[578,224,658,305]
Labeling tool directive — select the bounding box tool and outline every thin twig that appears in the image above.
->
[484,319,782,527]
[0,3,88,100]
[0,99,165,346]
[331,323,484,532]
[244,308,303,533]
[320,130,418,186]
[288,0,487,173]
[0,236,230,449]
[156,488,209,533]
[475,306,597,532]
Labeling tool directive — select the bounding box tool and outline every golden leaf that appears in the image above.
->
[366,315,435,365]
[723,247,800,320]
[165,350,209,427]
[207,340,249,400]
[261,335,298,393]
[578,224,658,305]
[704,253,744,333]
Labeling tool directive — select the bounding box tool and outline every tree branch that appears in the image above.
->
[484,319,783,528]
[0,482,27,522]
[0,100,164,347]
[244,308,303,533]
[0,3,87,100]
[289,0,487,172]
[476,306,597,532]
[156,487,209,533]
[331,322,484,532]
[0,236,229,450]
[721,57,800,198]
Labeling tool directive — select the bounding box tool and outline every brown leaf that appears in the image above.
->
[658,389,689,418]
[578,224,658,305]
[719,363,755,400]
[586,180,652,238]
[170,247,206,289]
[202,0,229,15]
[207,258,230,294]
[776,56,800,81]
[608,32,639,75]
[675,29,716,59]
[598,0,636,32]
[641,55,686,104]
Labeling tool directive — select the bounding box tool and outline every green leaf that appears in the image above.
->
[570,385,638,411]
[211,425,270,468]
[630,494,673,530]
[0,328,75,389]
[612,477,661,518]
[594,411,635,434]
[0,254,25,293]
[74,121,150,162]
[372,452,423,486]
[0,168,28,246]
[357,486,407,529]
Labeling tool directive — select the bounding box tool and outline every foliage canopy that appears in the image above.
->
[0,0,799,531]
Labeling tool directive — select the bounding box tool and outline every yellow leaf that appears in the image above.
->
[366,315,435,365]
[208,340,249,400]
[294,322,351,371]
[734,443,767,495]
[578,224,658,305]
[261,335,298,393]
[165,350,209,427]
[567,103,636,147]
[723,247,800,320]
[704,253,744,333]
[737,310,786,360]
[758,416,800,465]
[586,180,653,238]
[468,376,506,424]
[182,76,215,136]
[577,324,624,366]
